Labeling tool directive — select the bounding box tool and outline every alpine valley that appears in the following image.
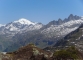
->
[0,14,83,52]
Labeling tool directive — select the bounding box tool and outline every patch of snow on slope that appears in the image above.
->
[5,24,18,31]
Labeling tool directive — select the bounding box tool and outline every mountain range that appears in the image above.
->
[0,14,83,52]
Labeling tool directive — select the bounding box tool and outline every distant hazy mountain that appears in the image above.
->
[0,14,83,52]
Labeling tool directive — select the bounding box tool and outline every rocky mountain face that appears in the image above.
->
[53,24,83,53]
[0,14,83,52]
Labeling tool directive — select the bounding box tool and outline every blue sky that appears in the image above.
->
[0,0,83,24]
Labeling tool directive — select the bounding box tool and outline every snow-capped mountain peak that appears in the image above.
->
[0,18,43,36]
[14,18,36,25]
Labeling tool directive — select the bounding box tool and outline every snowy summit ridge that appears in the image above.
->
[14,18,36,25]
